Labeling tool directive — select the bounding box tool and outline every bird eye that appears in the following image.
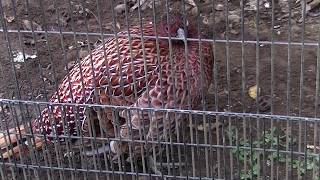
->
[165,26,169,32]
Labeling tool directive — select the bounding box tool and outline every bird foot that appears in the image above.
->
[147,155,185,177]
[147,155,164,176]
[63,143,111,158]
[82,143,111,157]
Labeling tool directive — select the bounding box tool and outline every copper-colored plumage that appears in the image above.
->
[0,13,213,159]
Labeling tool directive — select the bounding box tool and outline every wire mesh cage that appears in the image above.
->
[1,0,320,179]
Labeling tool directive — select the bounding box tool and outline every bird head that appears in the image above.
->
[158,12,190,43]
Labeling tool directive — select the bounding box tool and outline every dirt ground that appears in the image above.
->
[1,0,320,179]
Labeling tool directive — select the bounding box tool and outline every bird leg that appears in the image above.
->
[143,113,183,176]
[65,107,111,158]
[147,154,164,176]
[146,148,186,178]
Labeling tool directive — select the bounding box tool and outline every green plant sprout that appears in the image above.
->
[228,127,319,179]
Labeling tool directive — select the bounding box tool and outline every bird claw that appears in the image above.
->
[147,155,186,177]
[82,143,111,157]
[0,125,42,160]
[147,155,163,175]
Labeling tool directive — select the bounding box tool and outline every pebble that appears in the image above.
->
[215,3,224,11]
[191,6,199,15]
[230,29,239,35]
[79,49,89,59]
[228,14,240,23]
[114,4,126,14]
[67,61,76,70]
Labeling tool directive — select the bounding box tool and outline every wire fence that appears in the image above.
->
[0,0,320,179]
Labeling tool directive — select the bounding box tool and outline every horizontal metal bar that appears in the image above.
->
[0,131,318,158]
[0,29,319,47]
[0,162,216,180]
[1,98,319,123]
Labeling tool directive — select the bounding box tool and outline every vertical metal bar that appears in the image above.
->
[94,0,115,179]
[126,108,140,179]
[209,0,221,178]
[239,0,246,179]
[0,0,42,178]
[249,116,254,180]
[108,0,132,178]
[255,0,261,179]
[0,0,40,178]
[0,102,18,180]
[134,0,156,176]
[76,105,89,180]
[285,1,293,180]
[180,0,195,178]
[111,108,126,180]
[122,0,151,177]
[313,6,320,179]
[23,0,64,177]
[223,0,233,178]
[0,1,39,176]
[270,0,276,179]
[64,1,92,178]
[163,0,175,176]
[51,1,78,179]
[150,0,166,178]
[299,1,307,180]
[78,1,105,179]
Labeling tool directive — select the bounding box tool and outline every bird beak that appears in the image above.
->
[176,28,186,40]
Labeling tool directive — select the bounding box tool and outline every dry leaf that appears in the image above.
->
[248,85,258,100]
[5,15,15,23]
[307,145,320,150]
[22,20,42,31]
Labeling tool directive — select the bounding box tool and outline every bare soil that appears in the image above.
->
[1,0,320,179]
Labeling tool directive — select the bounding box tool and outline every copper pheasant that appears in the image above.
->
[0,12,213,166]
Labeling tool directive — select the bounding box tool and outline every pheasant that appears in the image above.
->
[0,12,213,173]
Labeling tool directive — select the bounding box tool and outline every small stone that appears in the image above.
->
[76,20,84,26]
[228,14,240,23]
[230,29,239,35]
[24,38,35,45]
[291,25,300,33]
[47,4,55,12]
[202,16,209,25]
[273,25,281,29]
[307,65,316,72]
[79,49,89,59]
[22,19,42,31]
[67,61,76,70]
[215,3,224,11]
[191,6,199,15]
[67,49,77,62]
[114,4,126,14]
[4,15,15,23]
[15,64,21,69]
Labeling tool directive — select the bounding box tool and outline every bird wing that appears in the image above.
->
[81,25,170,138]
[33,24,160,139]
